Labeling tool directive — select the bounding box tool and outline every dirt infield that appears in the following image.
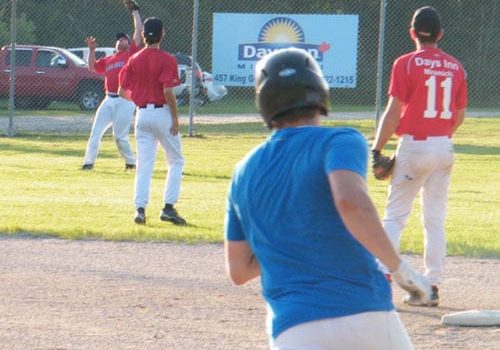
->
[0,236,498,350]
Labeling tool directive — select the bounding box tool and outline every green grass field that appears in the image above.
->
[0,118,498,257]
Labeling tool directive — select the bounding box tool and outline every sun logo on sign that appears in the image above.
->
[258,17,305,43]
[238,16,330,61]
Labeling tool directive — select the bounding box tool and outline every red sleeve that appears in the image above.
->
[119,61,133,91]
[388,57,409,102]
[159,55,180,88]
[94,56,107,74]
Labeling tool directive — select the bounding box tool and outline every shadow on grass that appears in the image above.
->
[0,135,120,159]
[0,141,118,159]
[4,128,498,158]
[183,171,231,180]
[454,143,500,155]
[186,122,268,135]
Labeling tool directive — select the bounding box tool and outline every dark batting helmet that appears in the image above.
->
[255,48,329,128]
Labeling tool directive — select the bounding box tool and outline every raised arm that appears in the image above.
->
[131,10,143,47]
[84,36,97,72]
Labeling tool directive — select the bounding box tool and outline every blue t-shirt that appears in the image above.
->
[225,126,393,339]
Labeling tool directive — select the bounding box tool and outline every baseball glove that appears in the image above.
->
[123,0,140,12]
[371,149,395,180]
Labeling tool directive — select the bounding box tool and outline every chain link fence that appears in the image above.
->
[1,0,498,136]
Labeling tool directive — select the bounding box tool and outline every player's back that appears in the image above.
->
[126,48,178,105]
[232,126,371,263]
[392,48,467,138]
[228,125,392,338]
[131,48,173,76]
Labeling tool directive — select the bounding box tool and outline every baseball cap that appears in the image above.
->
[412,6,442,38]
[116,32,131,41]
[143,17,163,38]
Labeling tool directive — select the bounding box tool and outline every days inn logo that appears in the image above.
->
[238,17,331,61]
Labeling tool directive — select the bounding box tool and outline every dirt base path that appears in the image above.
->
[0,236,498,349]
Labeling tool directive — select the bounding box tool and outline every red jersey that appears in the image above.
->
[94,43,140,93]
[388,47,467,139]
[119,48,180,107]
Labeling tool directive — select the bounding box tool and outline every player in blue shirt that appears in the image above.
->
[224,48,432,349]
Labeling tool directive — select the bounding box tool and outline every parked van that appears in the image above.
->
[67,47,115,63]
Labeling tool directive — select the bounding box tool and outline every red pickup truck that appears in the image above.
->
[0,45,104,110]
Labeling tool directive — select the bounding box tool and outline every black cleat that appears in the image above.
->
[134,207,146,224]
[160,206,186,226]
[125,163,136,170]
[81,164,94,170]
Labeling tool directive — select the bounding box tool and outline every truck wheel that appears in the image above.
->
[78,85,103,111]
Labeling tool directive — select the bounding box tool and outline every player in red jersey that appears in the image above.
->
[372,6,467,306]
[119,17,186,226]
[81,9,143,171]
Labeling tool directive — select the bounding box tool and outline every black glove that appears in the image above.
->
[123,0,140,12]
[371,149,395,180]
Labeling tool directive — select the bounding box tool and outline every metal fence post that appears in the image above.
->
[188,0,200,137]
[374,0,387,129]
[7,0,17,137]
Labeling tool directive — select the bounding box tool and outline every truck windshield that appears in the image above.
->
[58,48,87,67]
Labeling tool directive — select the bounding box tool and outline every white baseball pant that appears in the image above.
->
[383,135,454,285]
[134,104,184,209]
[83,95,136,165]
[271,311,413,350]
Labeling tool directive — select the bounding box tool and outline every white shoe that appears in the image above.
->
[404,285,439,307]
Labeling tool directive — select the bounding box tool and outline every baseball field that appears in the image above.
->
[0,117,499,348]
[1,118,498,255]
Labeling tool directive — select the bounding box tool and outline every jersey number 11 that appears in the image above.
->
[424,76,452,119]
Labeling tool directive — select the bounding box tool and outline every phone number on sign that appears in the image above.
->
[214,74,356,87]
[324,75,355,86]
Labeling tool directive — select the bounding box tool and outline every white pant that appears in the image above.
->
[383,135,454,285]
[83,95,136,165]
[271,311,413,350]
[134,105,184,209]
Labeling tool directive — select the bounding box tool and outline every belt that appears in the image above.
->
[107,93,119,98]
[138,104,165,109]
[406,134,451,141]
